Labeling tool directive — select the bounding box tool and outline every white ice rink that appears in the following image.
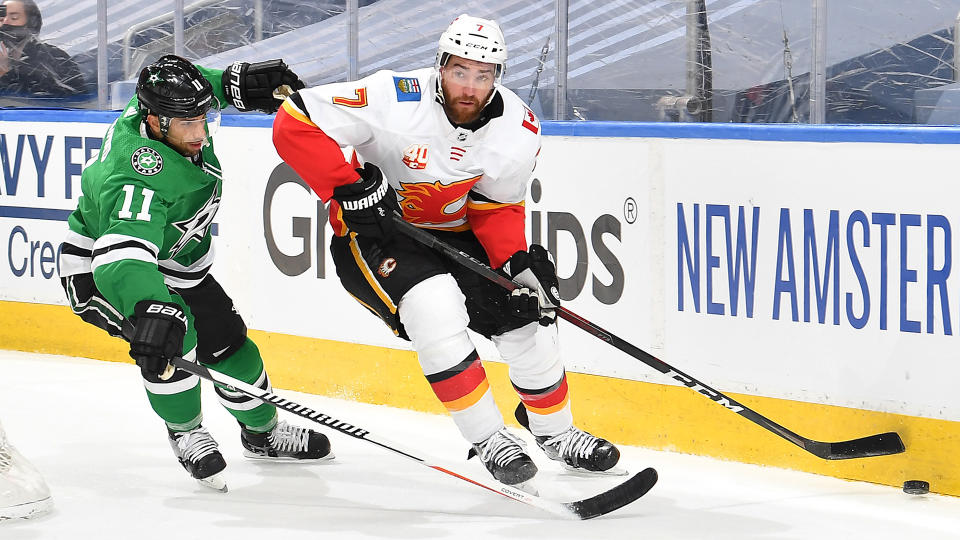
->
[1,349,958,539]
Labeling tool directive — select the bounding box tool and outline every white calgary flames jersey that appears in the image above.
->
[282,67,541,231]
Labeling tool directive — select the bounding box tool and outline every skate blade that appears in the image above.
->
[510,479,539,496]
[560,464,630,477]
[0,496,53,520]
[197,473,228,492]
[242,450,336,463]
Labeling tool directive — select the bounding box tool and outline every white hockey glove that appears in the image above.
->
[129,300,186,381]
[500,245,561,326]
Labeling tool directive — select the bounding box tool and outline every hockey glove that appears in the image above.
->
[332,164,400,242]
[222,59,305,113]
[500,245,561,326]
[129,300,187,380]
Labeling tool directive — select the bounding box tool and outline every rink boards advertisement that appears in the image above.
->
[2,114,960,424]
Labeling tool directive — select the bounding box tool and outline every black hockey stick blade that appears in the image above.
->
[805,432,905,460]
[565,467,658,520]
[511,403,658,518]
[557,305,906,460]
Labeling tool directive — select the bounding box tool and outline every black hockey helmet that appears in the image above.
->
[136,55,213,120]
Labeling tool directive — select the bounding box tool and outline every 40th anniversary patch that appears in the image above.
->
[132,147,163,176]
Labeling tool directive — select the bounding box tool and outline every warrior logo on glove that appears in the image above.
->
[332,164,401,241]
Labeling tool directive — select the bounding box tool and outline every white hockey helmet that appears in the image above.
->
[435,14,507,83]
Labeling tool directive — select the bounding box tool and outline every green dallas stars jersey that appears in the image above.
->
[60,65,231,323]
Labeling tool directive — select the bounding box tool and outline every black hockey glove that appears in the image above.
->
[332,164,400,242]
[129,300,187,380]
[500,245,561,327]
[222,59,305,113]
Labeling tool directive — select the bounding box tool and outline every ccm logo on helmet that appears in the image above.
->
[227,62,245,110]
[466,43,489,50]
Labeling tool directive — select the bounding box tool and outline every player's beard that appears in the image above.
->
[442,96,483,125]
[440,80,493,126]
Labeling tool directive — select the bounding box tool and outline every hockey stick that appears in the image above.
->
[391,215,905,460]
[169,356,657,520]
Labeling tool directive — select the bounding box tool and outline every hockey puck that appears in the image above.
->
[902,480,929,495]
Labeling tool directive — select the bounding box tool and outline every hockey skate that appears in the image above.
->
[514,403,625,476]
[167,426,228,492]
[534,426,625,476]
[240,420,333,461]
[467,428,538,488]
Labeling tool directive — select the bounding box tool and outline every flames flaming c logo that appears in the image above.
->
[397,176,480,224]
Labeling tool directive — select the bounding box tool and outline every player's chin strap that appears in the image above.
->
[389,213,906,461]
[434,73,446,105]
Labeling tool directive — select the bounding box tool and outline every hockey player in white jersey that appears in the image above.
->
[273,14,620,486]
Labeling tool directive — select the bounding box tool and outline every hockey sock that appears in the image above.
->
[144,369,203,432]
[205,338,278,432]
[514,374,573,436]
[426,350,504,442]
[494,323,572,435]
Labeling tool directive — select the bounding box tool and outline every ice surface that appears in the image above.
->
[0,349,957,539]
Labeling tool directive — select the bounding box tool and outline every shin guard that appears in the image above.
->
[207,338,277,432]
[400,275,503,442]
[494,323,572,436]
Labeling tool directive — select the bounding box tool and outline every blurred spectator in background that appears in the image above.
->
[0,0,84,96]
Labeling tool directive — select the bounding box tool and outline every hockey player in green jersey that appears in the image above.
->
[58,55,331,491]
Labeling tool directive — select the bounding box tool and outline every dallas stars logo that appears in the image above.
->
[147,72,161,85]
[169,185,221,257]
[131,147,163,176]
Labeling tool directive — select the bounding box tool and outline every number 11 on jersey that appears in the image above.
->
[118,184,155,221]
